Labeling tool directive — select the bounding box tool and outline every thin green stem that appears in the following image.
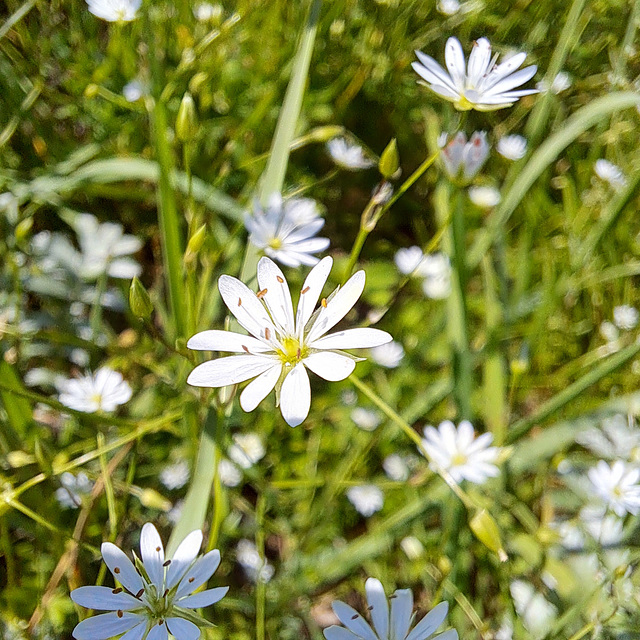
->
[89,271,108,339]
[255,492,267,640]
[342,226,369,283]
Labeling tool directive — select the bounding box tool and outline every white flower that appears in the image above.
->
[412,37,538,112]
[236,539,274,583]
[613,304,638,330]
[70,523,228,640]
[86,0,141,22]
[193,2,222,21]
[399,536,424,560]
[57,367,132,413]
[576,414,640,461]
[587,460,640,517]
[437,0,461,15]
[394,246,426,276]
[580,506,624,546]
[228,433,265,469]
[323,578,456,640]
[594,159,627,191]
[188,257,391,427]
[351,407,382,431]
[160,461,190,490]
[56,472,93,509]
[383,454,410,481]
[537,71,571,94]
[218,459,242,487]
[369,341,404,368]
[599,320,619,343]
[327,138,375,170]
[510,580,556,639]
[468,185,501,208]
[245,194,330,268]
[419,254,452,299]
[440,131,489,180]
[497,134,527,160]
[421,420,501,484]
[123,80,144,102]
[347,485,384,517]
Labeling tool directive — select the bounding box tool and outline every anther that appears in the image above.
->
[163,589,169,597]
[163,560,171,567]
[276,276,284,283]
[368,606,374,611]
[135,589,144,598]
[389,594,397,599]
[301,286,310,294]
[114,567,121,574]
[265,327,271,340]
[238,297,242,306]
[351,614,359,620]
[112,587,123,594]
[242,345,250,353]
[297,348,301,358]
[117,610,123,619]
[155,546,161,552]
[158,620,164,626]
[257,288,268,299]
[188,577,195,583]
[321,298,327,308]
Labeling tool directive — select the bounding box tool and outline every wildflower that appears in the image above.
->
[347,485,384,517]
[187,257,392,427]
[323,577,456,640]
[587,460,640,517]
[56,472,93,509]
[369,341,404,368]
[227,433,265,469]
[400,536,424,560]
[85,0,141,22]
[245,194,330,267]
[394,246,426,276]
[236,539,274,583]
[497,135,527,160]
[421,420,501,484]
[599,320,619,343]
[510,581,557,639]
[536,71,571,94]
[580,506,624,547]
[193,2,222,21]
[613,304,638,329]
[160,461,190,491]
[440,131,489,180]
[595,159,627,191]
[468,185,501,208]
[57,367,132,413]
[351,407,382,431]
[412,37,538,112]
[419,254,451,299]
[327,138,375,170]
[218,459,242,487]
[576,414,640,461]
[123,80,144,102]
[437,0,461,15]
[70,523,228,640]
[383,454,410,481]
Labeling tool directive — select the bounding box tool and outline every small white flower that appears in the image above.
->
[228,433,265,469]
[412,37,538,112]
[421,420,501,484]
[323,578,456,640]
[510,580,556,639]
[613,304,638,330]
[440,131,489,180]
[160,461,190,490]
[594,159,627,191]
[123,80,144,102]
[468,185,501,208]
[587,460,640,517]
[245,193,330,268]
[187,257,392,427]
[86,0,141,22]
[399,536,424,560]
[599,320,619,343]
[369,341,404,368]
[347,484,384,517]
[576,414,640,461]
[56,472,93,509]
[537,71,571,94]
[351,407,382,431]
[394,246,426,276]
[419,253,452,299]
[580,506,624,546]
[497,135,527,160]
[70,523,228,640]
[218,459,242,487]
[327,138,375,170]
[193,2,222,21]
[57,367,132,413]
[383,454,410,481]
[236,539,274,583]
[437,0,461,15]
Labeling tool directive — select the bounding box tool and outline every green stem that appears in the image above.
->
[342,226,369,283]
[89,271,108,340]
[255,492,267,640]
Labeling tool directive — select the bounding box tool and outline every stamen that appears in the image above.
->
[155,546,161,552]
[163,560,171,567]
[238,297,242,306]
[265,327,271,340]
[163,589,169,597]
[114,567,121,574]
[188,577,195,583]
[112,587,123,594]
[321,298,327,308]
[158,620,164,626]
[351,614,359,620]
[276,276,284,283]
[135,589,144,598]
[257,288,268,299]
[389,594,397,599]
[368,605,374,611]
[301,286,310,294]
[117,610,123,619]
[242,345,250,353]
[297,348,301,358]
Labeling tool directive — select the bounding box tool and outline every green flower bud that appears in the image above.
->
[176,92,198,142]
[470,509,507,561]
[139,488,172,512]
[184,223,207,268]
[129,277,154,320]
[379,138,400,179]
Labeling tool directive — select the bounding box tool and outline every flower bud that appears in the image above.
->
[184,223,207,268]
[470,509,507,561]
[176,92,198,142]
[139,488,172,512]
[129,277,154,320]
[379,138,400,179]
[441,131,489,182]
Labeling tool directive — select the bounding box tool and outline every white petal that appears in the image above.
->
[414,51,457,91]
[257,257,295,334]
[307,270,365,342]
[390,589,413,640]
[166,618,201,640]
[405,602,449,640]
[323,626,361,640]
[303,352,356,381]
[484,66,537,96]
[70,586,141,611]
[187,355,277,387]
[309,328,392,350]
[296,256,333,336]
[280,364,311,427]
[72,613,141,640]
[240,365,281,412]
[484,53,527,87]
[146,622,169,640]
[366,578,389,640]
[178,586,229,608]
[166,530,203,589]
[332,601,378,640]
[467,38,492,86]
[187,330,271,354]
[444,37,466,89]
[119,623,148,640]
[140,523,165,590]
[101,543,144,594]
[177,549,221,598]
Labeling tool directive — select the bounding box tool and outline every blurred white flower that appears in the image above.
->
[327,138,375,170]
[245,193,330,267]
[468,185,501,208]
[218,459,242,487]
[369,341,404,368]
[580,506,624,546]
[440,131,489,180]
[236,539,274,583]
[193,2,222,21]
[510,580,557,639]
[86,0,141,22]
[56,367,132,413]
[412,37,538,112]
[599,320,619,343]
[347,484,384,517]
[160,460,190,490]
[437,0,461,15]
[576,414,640,461]
[588,460,640,516]
[351,407,382,431]
[55,472,93,509]
[497,135,527,160]
[167,499,184,525]
[595,159,627,191]
[613,304,638,330]
[383,453,410,481]
[70,523,228,640]
[228,433,265,469]
[394,246,425,275]
[419,253,452,299]
[536,71,572,94]
[421,420,501,484]
[400,536,424,560]
[122,80,144,102]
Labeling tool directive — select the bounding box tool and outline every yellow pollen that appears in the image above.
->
[91,393,103,407]
[451,452,467,466]
[269,238,283,250]
[278,337,307,365]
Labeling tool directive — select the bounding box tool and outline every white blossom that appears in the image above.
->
[587,460,640,517]
[510,581,556,639]
[56,472,93,509]
[536,71,571,94]
[394,246,426,276]
[347,485,384,517]
[594,159,627,191]
[468,185,501,208]
[56,367,132,413]
[218,459,242,487]
[228,433,265,469]
[599,320,619,343]
[497,135,527,160]
[193,2,222,21]
[236,539,274,583]
[440,131,489,180]
[412,37,538,112]
[160,461,190,490]
[86,0,140,22]
[576,414,640,461]
[419,253,452,299]
[351,407,382,431]
[383,454,410,481]
[123,80,144,102]
[400,536,424,560]
[437,0,461,15]
[327,138,375,170]
[613,304,638,330]
[369,341,404,368]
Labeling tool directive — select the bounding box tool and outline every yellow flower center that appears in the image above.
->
[91,393,103,408]
[451,452,467,467]
[269,237,283,250]
[454,94,474,111]
[278,336,308,366]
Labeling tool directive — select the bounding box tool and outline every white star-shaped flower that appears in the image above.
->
[86,0,141,22]
[56,367,132,413]
[327,138,375,170]
[412,37,538,111]
[347,484,384,517]
[187,257,392,427]
[70,523,228,640]
[587,460,640,517]
[497,134,528,160]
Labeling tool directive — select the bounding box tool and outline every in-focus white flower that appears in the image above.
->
[419,253,452,299]
[383,454,410,481]
[576,414,640,461]
[421,420,501,484]
[595,159,627,191]
[369,341,404,368]
[351,407,382,431]
[468,185,501,208]
[70,523,228,640]
[228,433,265,469]
[412,37,538,112]
[497,135,527,160]
[437,0,461,15]
[536,71,571,94]
[236,539,274,583]
[613,304,638,330]
[400,536,424,560]
[57,367,132,413]
[123,80,144,102]
[510,580,556,639]
[440,131,489,180]
[327,138,375,170]
[187,257,392,427]
[56,472,93,509]
[218,459,242,487]
[394,246,426,276]
[245,194,330,267]
[323,578,456,640]
[86,0,141,22]
[587,460,640,517]
[347,485,384,517]
[160,461,190,490]
[599,320,619,343]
